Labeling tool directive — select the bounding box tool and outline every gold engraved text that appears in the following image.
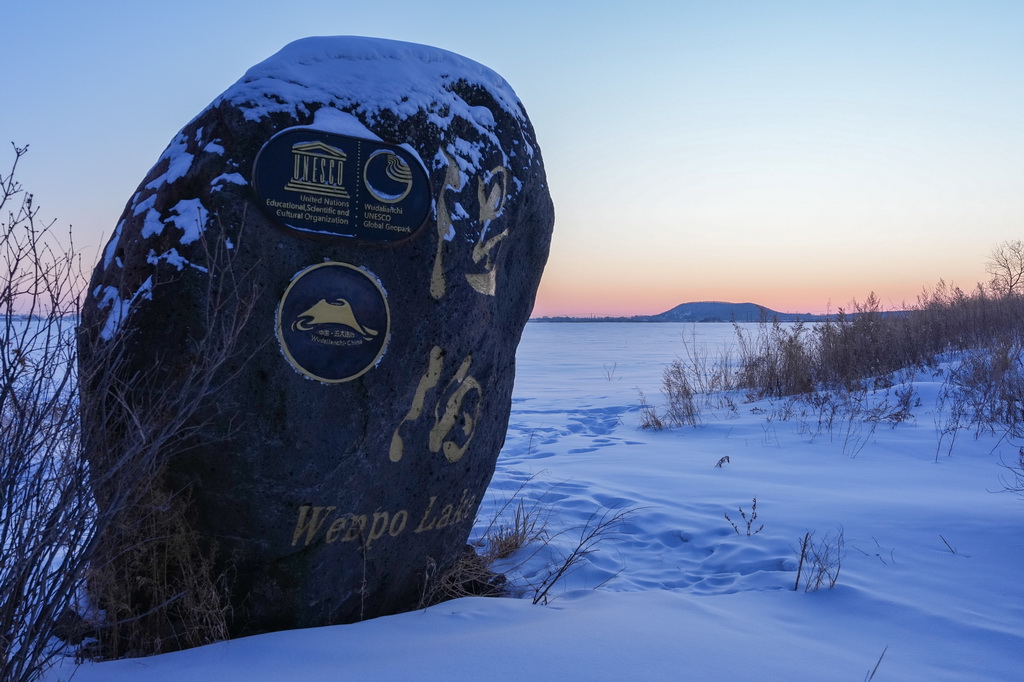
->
[430,152,463,300]
[389,346,482,464]
[290,489,475,548]
[465,166,510,296]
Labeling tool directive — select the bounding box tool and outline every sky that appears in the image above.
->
[2,0,1022,316]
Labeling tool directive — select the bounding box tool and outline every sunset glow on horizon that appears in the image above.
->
[530,276,972,319]
[531,236,996,318]
[3,1,1022,319]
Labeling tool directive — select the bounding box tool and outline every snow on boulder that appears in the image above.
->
[79,36,553,646]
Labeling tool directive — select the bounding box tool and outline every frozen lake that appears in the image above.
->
[55,320,1024,681]
[517,321,739,388]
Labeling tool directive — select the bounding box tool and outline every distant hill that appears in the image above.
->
[532,301,825,323]
[644,301,822,323]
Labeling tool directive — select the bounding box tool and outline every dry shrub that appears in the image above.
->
[76,222,258,659]
[674,328,737,398]
[0,142,241,672]
[999,448,1024,497]
[735,320,815,398]
[725,497,763,536]
[945,340,1024,437]
[72,196,278,659]
[0,143,239,675]
[529,506,632,605]
[794,528,844,592]
[735,287,1024,401]
[1,144,93,682]
[651,329,740,428]
[662,360,701,427]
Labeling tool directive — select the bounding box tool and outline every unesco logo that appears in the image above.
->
[276,262,390,383]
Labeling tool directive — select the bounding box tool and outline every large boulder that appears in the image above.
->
[79,36,553,642]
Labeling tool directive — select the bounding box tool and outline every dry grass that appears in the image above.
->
[637,389,665,430]
[485,498,548,561]
[420,482,633,609]
[419,483,551,606]
[418,548,509,606]
[735,288,1024,400]
[650,284,1024,459]
[84,486,230,659]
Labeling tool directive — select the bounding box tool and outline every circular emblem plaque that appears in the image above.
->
[276,262,390,383]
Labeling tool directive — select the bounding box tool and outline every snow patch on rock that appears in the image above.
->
[146,132,194,190]
[103,220,124,270]
[310,108,382,140]
[141,208,165,239]
[147,248,209,273]
[211,172,248,190]
[94,277,154,341]
[166,199,210,244]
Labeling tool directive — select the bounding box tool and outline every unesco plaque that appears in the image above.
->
[253,128,431,242]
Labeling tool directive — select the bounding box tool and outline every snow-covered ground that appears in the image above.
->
[51,323,1024,681]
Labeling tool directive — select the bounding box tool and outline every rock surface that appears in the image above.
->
[79,36,553,640]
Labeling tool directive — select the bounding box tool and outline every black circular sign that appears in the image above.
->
[276,262,390,383]
[253,127,431,243]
